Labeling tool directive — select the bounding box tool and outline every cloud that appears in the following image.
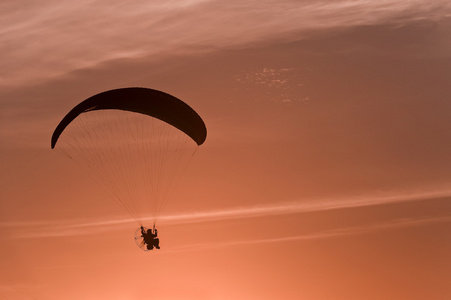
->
[235,67,311,104]
[157,189,451,225]
[1,188,450,239]
[169,215,451,252]
[1,0,449,87]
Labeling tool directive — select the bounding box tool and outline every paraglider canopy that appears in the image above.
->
[51,87,207,149]
[50,87,207,225]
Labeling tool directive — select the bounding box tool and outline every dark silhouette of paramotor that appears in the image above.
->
[51,87,207,249]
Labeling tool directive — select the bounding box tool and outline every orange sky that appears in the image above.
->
[1,1,451,299]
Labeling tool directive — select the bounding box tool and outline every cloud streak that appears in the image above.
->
[1,0,449,87]
[2,189,450,240]
[169,215,451,252]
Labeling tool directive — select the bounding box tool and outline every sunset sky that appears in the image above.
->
[1,1,451,299]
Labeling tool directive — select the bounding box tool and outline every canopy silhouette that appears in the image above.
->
[51,87,207,149]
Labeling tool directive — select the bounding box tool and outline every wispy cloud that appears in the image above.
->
[1,0,449,87]
[2,189,450,239]
[169,215,451,252]
[157,189,451,225]
[0,283,44,300]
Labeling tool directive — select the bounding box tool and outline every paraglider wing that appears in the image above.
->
[50,87,207,226]
[51,87,207,149]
